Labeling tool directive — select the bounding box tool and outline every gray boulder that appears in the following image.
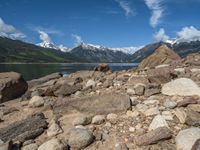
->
[0,72,28,103]
[68,128,94,149]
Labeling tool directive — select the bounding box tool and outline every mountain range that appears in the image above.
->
[0,36,200,63]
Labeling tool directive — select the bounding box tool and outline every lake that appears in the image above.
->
[0,63,138,80]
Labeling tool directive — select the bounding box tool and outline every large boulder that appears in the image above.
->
[139,44,181,69]
[53,93,131,115]
[176,128,200,150]
[0,72,28,103]
[162,78,200,96]
[28,72,62,88]
[0,113,47,142]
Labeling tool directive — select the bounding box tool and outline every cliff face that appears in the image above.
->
[139,44,181,69]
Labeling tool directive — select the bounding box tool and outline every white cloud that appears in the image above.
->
[144,0,164,27]
[176,26,200,43]
[72,34,83,46]
[38,31,52,43]
[115,0,134,17]
[10,33,26,39]
[154,28,169,42]
[0,17,26,39]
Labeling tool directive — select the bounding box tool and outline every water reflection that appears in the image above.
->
[0,63,138,80]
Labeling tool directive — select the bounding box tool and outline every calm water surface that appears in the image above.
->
[0,63,138,80]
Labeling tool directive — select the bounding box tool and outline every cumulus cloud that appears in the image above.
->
[115,0,134,17]
[38,31,52,43]
[144,0,164,27]
[154,28,169,42]
[0,17,26,39]
[72,34,83,46]
[176,26,200,43]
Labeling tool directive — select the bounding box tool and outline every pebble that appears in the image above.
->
[29,96,44,107]
[148,115,169,131]
[92,115,105,125]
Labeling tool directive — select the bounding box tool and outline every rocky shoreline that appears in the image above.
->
[0,44,200,150]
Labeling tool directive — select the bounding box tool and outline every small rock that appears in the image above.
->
[22,143,38,150]
[115,143,128,150]
[127,88,135,95]
[0,141,12,150]
[129,127,135,132]
[47,122,63,137]
[162,111,173,121]
[192,139,200,150]
[104,122,112,128]
[134,84,145,96]
[29,96,44,107]
[174,108,187,124]
[143,99,159,106]
[23,140,34,146]
[144,83,161,97]
[163,99,177,109]
[92,115,105,125]
[144,107,160,116]
[130,96,139,106]
[149,115,169,131]
[174,68,185,73]
[106,113,118,124]
[38,138,67,150]
[72,116,91,126]
[126,110,139,118]
[135,127,172,146]
[94,64,110,72]
[68,128,94,149]
[191,68,200,73]
[176,128,200,150]
[0,139,3,144]
[186,109,200,126]
[188,104,200,113]
[177,97,198,107]
[86,80,96,88]
[136,104,148,112]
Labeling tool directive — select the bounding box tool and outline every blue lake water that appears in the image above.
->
[0,63,138,80]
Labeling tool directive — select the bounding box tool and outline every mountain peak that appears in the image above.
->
[38,41,58,50]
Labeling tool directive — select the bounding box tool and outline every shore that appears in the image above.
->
[0,45,200,150]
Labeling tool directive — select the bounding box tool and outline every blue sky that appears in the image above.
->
[0,0,200,48]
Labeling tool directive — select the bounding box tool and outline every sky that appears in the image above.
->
[0,0,200,48]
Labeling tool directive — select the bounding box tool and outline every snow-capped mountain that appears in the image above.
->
[58,45,72,52]
[69,43,132,63]
[110,46,144,54]
[38,40,143,55]
[38,41,59,50]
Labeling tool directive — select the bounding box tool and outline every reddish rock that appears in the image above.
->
[144,83,161,97]
[135,127,172,146]
[94,64,111,72]
[192,139,200,150]
[177,97,198,107]
[147,68,178,84]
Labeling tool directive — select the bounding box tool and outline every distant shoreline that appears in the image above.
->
[0,62,138,65]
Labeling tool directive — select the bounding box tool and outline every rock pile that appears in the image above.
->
[1,45,200,149]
